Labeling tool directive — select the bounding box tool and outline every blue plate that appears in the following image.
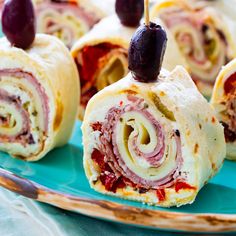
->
[0,121,235,233]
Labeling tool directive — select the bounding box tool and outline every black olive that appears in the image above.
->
[115,0,144,27]
[128,22,167,82]
[1,0,36,49]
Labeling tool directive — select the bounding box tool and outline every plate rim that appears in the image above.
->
[0,167,236,233]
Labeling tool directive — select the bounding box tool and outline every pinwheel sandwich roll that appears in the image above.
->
[32,0,113,48]
[211,59,236,160]
[82,66,225,207]
[0,34,80,161]
[151,0,236,97]
[71,15,136,119]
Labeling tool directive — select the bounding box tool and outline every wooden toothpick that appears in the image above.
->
[144,0,150,26]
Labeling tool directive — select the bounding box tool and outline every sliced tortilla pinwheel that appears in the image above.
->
[71,15,136,119]
[211,59,236,160]
[0,34,80,161]
[151,0,236,97]
[32,0,113,48]
[82,66,225,207]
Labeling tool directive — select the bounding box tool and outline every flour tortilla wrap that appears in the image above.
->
[32,0,112,48]
[71,15,185,120]
[0,34,80,161]
[151,0,236,97]
[211,59,236,160]
[82,66,225,207]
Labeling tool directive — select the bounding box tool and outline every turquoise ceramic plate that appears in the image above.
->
[0,121,236,233]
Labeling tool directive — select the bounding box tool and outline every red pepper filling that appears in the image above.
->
[156,189,166,202]
[175,181,196,192]
[91,147,195,200]
[76,43,122,107]
[222,73,236,142]
[224,72,236,94]
[91,149,126,193]
[51,1,78,5]
[91,122,102,132]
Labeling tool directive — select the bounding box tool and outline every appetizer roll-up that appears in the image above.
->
[32,0,110,48]
[82,66,225,207]
[0,34,80,161]
[71,15,135,119]
[151,0,236,97]
[211,59,236,160]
